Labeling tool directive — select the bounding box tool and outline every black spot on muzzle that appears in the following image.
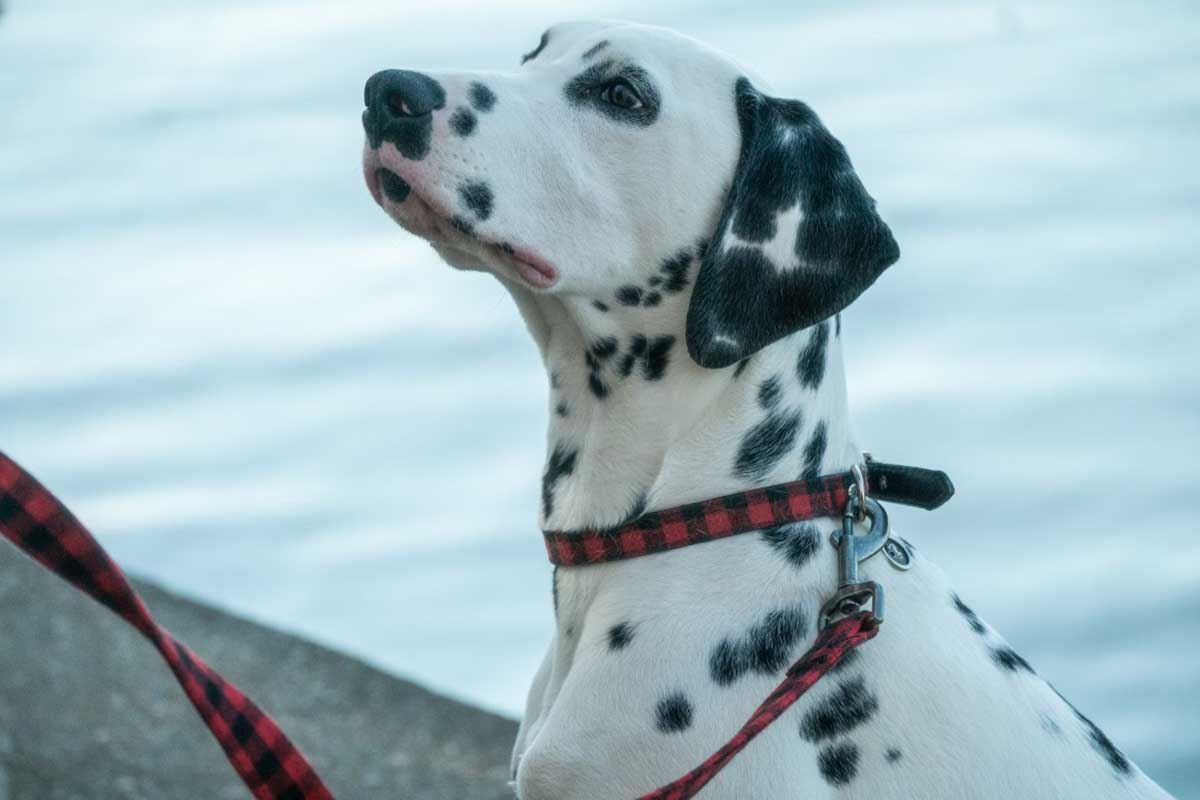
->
[362,69,446,159]
[376,169,411,204]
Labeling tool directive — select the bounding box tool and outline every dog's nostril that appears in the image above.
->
[387,93,418,118]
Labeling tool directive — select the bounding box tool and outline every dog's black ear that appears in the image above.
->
[686,78,900,369]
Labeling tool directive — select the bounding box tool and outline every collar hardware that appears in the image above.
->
[820,494,889,629]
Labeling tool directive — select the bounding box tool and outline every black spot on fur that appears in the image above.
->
[733,357,752,378]
[564,60,661,126]
[521,30,549,65]
[642,291,662,307]
[608,622,634,651]
[449,106,477,137]
[991,645,1035,674]
[757,376,782,410]
[590,337,618,360]
[592,300,610,312]
[952,594,986,635]
[802,421,827,479]
[541,444,577,519]
[551,567,559,616]
[835,312,842,337]
[643,336,675,380]
[660,249,693,293]
[1041,715,1063,736]
[655,693,693,733]
[1049,686,1131,776]
[468,81,496,112]
[709,606,808,686]
[378,169,411,203]
[587,371,608,399]
[885,748,902,763]
[734,411,802,480]
[797,321,830,389]
[586,338,618,399]
[618,353,636,378]
[500,241,515,255]
[458,181,493,221]
[616,285,643,306]
[799,676,879,743]
[1079,713,1132,775]
[450,215,474,236]
[554,402,569,417]
[818,742,859,786]
[761,522,820,569]
[581,40,610,60]
[709,641,742,686]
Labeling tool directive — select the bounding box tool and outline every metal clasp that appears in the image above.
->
[819,494,889,628]
[849,462,867,523]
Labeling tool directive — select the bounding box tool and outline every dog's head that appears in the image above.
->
[362,21,898,368]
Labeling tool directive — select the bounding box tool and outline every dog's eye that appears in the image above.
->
[600,79,644,110]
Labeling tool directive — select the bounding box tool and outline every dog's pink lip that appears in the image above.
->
[511,249,558,289]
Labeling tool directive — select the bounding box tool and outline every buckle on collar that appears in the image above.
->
[819,494,889,628]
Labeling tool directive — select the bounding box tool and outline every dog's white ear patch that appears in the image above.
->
[726,202,806,273]
[686,78,899,370]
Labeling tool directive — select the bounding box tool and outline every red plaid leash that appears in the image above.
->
[637,612,879,800]
[0,452,335,800]
[544,472,854,566]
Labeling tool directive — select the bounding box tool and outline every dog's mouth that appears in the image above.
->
[363,157,558,290]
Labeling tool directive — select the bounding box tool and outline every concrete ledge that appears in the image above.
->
[0,542,517,800]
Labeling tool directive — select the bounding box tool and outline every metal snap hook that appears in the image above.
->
[821,495,890,628]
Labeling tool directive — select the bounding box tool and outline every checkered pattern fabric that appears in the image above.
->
[0,452,335,800]
[544,471,855,566]
[638,612,880,800]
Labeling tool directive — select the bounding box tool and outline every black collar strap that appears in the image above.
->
[543,460,952,567]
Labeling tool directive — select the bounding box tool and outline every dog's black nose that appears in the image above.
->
[365,69,445,118]
[362,70,446,156]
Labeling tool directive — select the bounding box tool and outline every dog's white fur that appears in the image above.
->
[362,20,1174,799]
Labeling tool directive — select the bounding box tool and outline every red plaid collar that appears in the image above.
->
[543,471,855,567]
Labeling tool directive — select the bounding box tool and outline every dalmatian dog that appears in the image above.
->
[361,20,1175,800]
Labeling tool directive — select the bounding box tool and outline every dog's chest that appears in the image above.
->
[512,528,1172,800]
[514,525,869,797]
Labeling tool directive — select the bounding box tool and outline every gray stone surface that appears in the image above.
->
[0,542,517,800]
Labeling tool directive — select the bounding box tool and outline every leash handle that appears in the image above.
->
[0,452,337,800]
[636,612,879,800]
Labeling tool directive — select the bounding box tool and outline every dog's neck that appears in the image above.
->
[506,284,860,532]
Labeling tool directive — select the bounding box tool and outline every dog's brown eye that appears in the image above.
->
[600,79,644,110]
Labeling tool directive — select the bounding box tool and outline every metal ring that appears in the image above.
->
[850,463,867,522]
